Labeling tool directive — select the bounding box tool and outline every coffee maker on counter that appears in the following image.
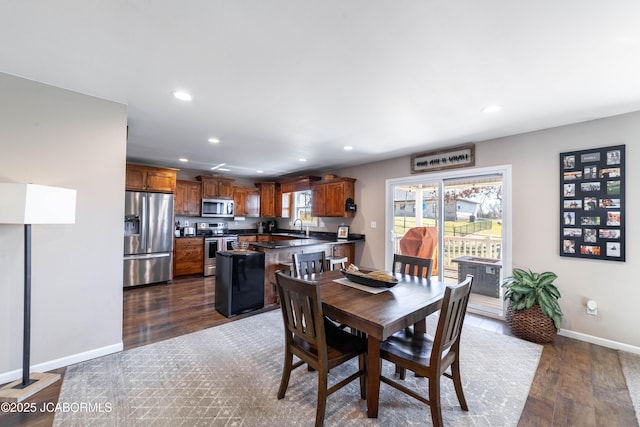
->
[267,220,277,233]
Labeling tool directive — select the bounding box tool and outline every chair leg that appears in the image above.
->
[358,353,367,400]
[277,350,293,399]
[315,369,329,427]
[428,376,443,427]
[451,359,468,410]
[395,365,407,380]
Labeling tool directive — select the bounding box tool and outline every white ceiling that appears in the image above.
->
[2,1,640,178]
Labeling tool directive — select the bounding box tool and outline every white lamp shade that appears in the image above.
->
[0,183,76,224]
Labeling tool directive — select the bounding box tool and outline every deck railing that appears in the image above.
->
[393,234,502,277]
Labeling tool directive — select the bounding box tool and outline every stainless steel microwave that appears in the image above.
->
[202,198,234,218]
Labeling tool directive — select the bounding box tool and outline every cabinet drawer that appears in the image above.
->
[175,248,203,262]
[175,238,203,248]
[175,260,203,275]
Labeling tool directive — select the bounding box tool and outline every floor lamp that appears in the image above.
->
[0,183,76,403]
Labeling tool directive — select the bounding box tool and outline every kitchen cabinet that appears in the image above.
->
[238,235,257,243]
[174,237,204,276]
[279,176,321,193]
[126,163,178,193]
[196,175,235,199]
[255,182,278,218]
[175,180,202,216]
[233,186,260,217]
[311,177,356,218]
[331,242,355,265]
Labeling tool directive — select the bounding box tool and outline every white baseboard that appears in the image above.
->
[559,329,640,354]
[0,342,123,385]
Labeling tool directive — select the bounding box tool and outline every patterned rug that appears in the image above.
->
[620,350,640,422]
[54,310,542,426]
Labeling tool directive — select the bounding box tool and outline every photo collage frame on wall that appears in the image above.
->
[560,144,625,261]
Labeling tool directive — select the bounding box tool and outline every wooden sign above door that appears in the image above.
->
[411,144,475,174]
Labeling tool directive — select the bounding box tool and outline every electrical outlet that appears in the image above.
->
[370,221,377,229]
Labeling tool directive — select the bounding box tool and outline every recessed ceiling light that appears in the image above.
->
[179,158,189,162]
[218,168,231,172]
[343,146,353,151]
[299,158,307,162]
[482,104,502,113]
[208,138,220,143]
[257,170,264,174]
[172,90,193,101]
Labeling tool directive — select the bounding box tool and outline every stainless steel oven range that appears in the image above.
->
[204,235,238,277]
[200,223,238,277]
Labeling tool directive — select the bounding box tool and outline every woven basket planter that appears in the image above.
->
[505,302,558,343]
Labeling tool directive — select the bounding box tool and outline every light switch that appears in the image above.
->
[370,221,377,228]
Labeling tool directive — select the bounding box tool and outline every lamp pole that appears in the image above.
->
[18,224,35,388]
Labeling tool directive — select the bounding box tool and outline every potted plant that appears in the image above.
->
[501,268,562,343]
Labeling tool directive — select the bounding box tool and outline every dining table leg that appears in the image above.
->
[366,336,381,418]
[414,318,427,334]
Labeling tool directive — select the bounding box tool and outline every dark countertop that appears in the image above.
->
[175,230,365,243]
[218,249,263,256]
[250,238,331,249]
[249,237,361,250]
[233,229,365,241]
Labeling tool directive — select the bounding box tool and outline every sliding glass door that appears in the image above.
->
[386,165,511,317]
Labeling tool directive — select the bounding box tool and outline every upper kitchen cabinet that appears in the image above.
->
[311,177,356,218]
[175,180,202,216]
[255,182,279,218]
[126,163,178,193]
[233,186,260,217]
[279,176,321,193]
[196,175,235,199]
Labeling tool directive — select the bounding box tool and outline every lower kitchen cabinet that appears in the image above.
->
[331,242,355,265]
[174,237,204,276]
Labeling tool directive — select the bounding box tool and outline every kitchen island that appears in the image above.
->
[247,234,363,306]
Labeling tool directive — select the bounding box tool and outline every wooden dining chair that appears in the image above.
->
[392,253,433,279]
[293,251,327,276]
[391,253,434,378]
[379,274,474,427]
[275,272,367,427]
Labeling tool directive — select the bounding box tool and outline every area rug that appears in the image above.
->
[54,310,542,426]
[620,350,640,423]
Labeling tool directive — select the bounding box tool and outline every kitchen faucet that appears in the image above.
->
[293,218,303,233]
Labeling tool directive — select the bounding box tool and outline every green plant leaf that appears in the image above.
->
[502,268,562,329]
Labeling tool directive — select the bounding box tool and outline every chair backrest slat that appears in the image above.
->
[392,254,433,279]
[293,251,327,276]
[431,274,473,365]
[276,272,324,349]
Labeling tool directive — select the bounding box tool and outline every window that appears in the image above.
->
[292,190,318,226]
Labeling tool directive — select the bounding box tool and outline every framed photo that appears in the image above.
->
[559,144,625,261]
[337,225,349,240]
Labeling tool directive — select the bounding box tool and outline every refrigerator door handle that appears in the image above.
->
[124,253,171,260]
[141,193,148,252]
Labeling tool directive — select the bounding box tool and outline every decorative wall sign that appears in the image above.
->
[411,144,475,174]
[560,144,625,261]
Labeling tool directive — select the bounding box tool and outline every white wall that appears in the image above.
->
[0,73,127,382]
[337,111,640,350]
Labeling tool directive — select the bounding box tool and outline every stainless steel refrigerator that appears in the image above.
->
[123,191,174,287]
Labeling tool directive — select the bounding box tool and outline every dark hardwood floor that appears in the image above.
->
[2,275,637,426]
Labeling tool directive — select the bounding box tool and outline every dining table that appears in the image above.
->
[305,269,448,418]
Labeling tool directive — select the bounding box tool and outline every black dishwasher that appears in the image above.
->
[215,250,265,317]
